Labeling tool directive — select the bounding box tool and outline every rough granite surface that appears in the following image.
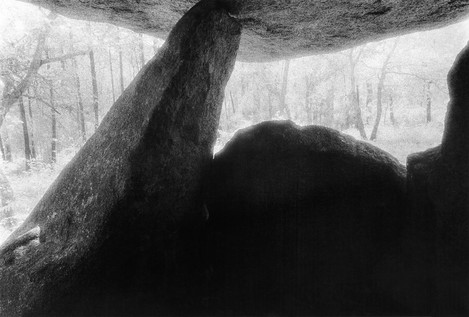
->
[18,0,469,61]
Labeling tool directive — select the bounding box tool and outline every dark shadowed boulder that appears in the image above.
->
[205,121,408,315]
[407,41,469,315]
[0,2,240,315]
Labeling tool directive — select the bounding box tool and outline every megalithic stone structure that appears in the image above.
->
[407,41,469,315]
[14,0,469,61]
[0,1,241,315]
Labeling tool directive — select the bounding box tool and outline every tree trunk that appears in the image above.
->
[370,76,384,140]
[353,85,367,139]
[305,92,312,124]
[0,19,82,133]
[383,101,388,124]
[365,82,373,124]
[324,85,335,127]
[50,88,57,164]
[268,90,273,119]
[109,48,116,104]
[223,96,229,121]
[130,52,138,77]
[19,96,31,171]
[27,93,37,160]
[304,76,313,124]
[0,3,240,316]
[426,81,432,123]
[45,49,58,164]
[229,91,236,114]
[313,102,319,123]
[139,34,145,68]
[119,47,125,94]
[0,27,49,125]
[89,50,99,130]
[370,39,398,141]
[69,32,87,143]
[389,95,396,126]
[348,49,367,139]
[73,57,86,143]
[279,59,291,119]
[253,88,262,121]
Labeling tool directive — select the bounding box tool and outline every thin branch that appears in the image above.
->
[386,71,448,93]
[40,50,89,66]
[0,25,50,115]
[21,94,62,114]
[387,71,434,82]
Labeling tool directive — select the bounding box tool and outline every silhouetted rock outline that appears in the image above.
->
[206,120,408,315]
[0,2,240,315]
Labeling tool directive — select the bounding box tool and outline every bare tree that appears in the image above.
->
[425,80,432,123]
[139,34,145,68]
[89,50,99,130]
[229,91,236,114]
[389,95,396,126]
[303,74,314,124]
[365,82,373,124]
[0,26,49,129]
[27,91,37,159]
[323,85,335,127]
[18,96,31,170]
[279,59,291,119]
[303,59,340,125]
[348,47,367,139]
[68,31,87,143]
[46,49,57,164]
[72,56,86,143]
[0,18,87,132]
[109,48,116,104]
[370,39,399,141]
[119,34,125,94]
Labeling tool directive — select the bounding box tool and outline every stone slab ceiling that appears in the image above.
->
[19,0,469,61]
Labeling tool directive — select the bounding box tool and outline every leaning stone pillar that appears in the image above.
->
[0,1,240,315]
[407,42,469,315]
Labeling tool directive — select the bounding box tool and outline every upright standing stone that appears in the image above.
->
[407,41,469,315]
[0,1,241,315]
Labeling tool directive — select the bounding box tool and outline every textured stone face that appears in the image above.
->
[407,41,469,315]
[205,121,409,315]
[0,2,240,315]
[17,0,469,61]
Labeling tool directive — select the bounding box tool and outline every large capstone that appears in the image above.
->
[205,120,408,315]
[407,41,469,315]
[0,1,241,315]
[17,0,469,61]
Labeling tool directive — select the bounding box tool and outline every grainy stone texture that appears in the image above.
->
[0,2,240,315]
[407,41,469,316]
[205,120,408,315]
[17,0,469,61]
